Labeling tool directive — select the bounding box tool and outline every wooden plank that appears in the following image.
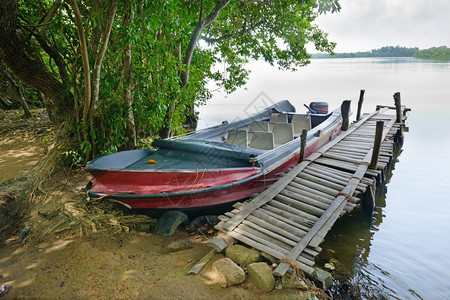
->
[248,211,307,240]
[284,183,332,204]
[259,206,312,232]
[308,163,354,178]
[314,158,359,172]
[218,215,229,221]
[288,180,359,204]
[288,181,335,201]
[281,188,330,209]
[309,195,351,247]
[267,200,319,222]
[230,227,316,270]
[188,249,216,274]
[274,193,325,217]
[302,167,367,192]
[292,177,341,197]
[298,172,346,191]
[326,149,365,158]
[300,245,321,257]
[233,226,291,254]
[283,185,356,212]
[310,163,374,186]
[239,222,295,249]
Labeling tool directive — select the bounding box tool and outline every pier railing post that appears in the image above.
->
[341,100,351,131]
[299,129,307,163]
[356,89,365,121]
[393,92,402,123]
[369,121,384,169]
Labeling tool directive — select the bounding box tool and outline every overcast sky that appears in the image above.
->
[313,0,450,52]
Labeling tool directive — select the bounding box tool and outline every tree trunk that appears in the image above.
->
[0,1,75,235]
[67,0,92,159]
[0,133,73,238]
[68,0,118,159]
[0,0,73,123]
[181,0,230,88]
[122,0,136,149]
[0,64,32,118]
[159,0,230,138]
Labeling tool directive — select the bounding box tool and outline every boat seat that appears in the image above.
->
[249,131,275,150]
[291,114,311,137]
[269,113,288,123]
[249,121,270,142]
[272,122,294,147]
[226,129,248,147]
[249,120,270,132]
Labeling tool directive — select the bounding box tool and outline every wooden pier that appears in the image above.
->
[212,97,408,277]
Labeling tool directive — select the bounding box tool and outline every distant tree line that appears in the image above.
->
[312,45,420,59]
[413,46,450,61]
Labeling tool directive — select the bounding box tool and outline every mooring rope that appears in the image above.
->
[279,257,305,284]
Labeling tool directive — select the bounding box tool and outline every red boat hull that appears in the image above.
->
[90,154,299,210]
[88,128,339,212]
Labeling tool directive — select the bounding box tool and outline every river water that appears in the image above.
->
[197,58,450,299]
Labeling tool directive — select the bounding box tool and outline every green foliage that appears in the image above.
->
[414,46,450,61]
[61,149,84,167]
[11,0,340,160]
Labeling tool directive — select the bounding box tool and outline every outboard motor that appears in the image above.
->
[309,102,328,114]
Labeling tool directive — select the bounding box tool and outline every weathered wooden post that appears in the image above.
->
[362,184,376,216]
[393,92,402,123]
[299,129,308,163]
[341,100,351,131]
[356,89,365,121]
[369,121,384,169]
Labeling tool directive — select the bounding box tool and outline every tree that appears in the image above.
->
[0,63,32,117]
[0,0,340,232]
[1,0,340,157]
[414,46,450,61]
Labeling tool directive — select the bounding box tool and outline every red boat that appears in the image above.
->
[86,100,344,216]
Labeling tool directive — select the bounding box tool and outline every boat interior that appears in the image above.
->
[224,113,313,150]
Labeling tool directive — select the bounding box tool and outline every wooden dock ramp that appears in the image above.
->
[214,106,405,277]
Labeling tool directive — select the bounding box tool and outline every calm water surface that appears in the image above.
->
[198,58,450,299]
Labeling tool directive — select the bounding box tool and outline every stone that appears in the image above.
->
[154,211,188,237]
[281,274,308,290]
[212,258,246,287]
[225,244,261,267]
[247,262,275,292]
[311,267,332,290]
[165,239,194,253]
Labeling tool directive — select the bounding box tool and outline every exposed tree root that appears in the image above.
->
[0,141,156,247]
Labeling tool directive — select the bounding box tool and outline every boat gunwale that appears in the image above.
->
[89,166,260,173]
